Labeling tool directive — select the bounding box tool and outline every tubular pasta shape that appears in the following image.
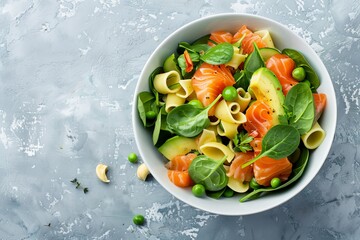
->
[154,70,181,94]
[197,129,217,151]
[215,99,246,124]
[200,142,235,163]
[226,47,247,69]
[301,122,326,150]
[209,116,220,126]
[254,30,275,48]
[235,88,252,112]
[176,79,194,98]
[217,120,239,140]
[165,93,186,113]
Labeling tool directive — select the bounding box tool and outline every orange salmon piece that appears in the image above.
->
[313,93,327,122]
[249,138,293,186]
[209,31,233,46]
[232,25,266,54]
[227,152,254,182]
[166,154,197,188]
[191,63,235,115]
[266,54,298,95]
[243,101,273,138]
[253,156,292,186]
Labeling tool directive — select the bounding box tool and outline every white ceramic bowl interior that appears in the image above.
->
[132,13,337,215]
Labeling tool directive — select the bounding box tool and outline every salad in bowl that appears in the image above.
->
[132,14,336,215]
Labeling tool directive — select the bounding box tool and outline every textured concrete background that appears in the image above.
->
[0,0,359,239]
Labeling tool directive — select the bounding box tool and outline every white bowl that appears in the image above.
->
[132,13,337,215]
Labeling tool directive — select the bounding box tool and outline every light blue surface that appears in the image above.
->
[0,0,359,239]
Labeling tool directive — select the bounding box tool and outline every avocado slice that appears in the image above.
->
[249,68,285,125]
[259,48,280,62]
[158,136,198,161]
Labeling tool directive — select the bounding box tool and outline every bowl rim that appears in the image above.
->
[132,13,337,215]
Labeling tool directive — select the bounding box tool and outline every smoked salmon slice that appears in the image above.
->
[243,101,273,138]
[313,93,327,122]
[209,31,233,46]
[232,25,267,54]
[227,152,254,182]
[191,63,235,115]
[253,156,293,186]
[250,138,292,186]
[166,153,196,188]
[266,54,298,95]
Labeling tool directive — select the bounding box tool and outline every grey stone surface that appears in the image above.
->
[0,0,359,239]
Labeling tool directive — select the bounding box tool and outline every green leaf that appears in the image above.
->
[233,70,249,90]
[244,43,265,82]
[166,94,222,137]
[242,125,300,167]
[200,42,234,65]
[177,52,200,77]
[152,108,163,145]
[206,187,227,199]
[178,41,210,53]
[233,131,253,153]
[192,34,211,45]
[188,155,228,191]
[137,92,155,126]
[284,83,315,135]
[282,48,320,90]
[240,148,309,202]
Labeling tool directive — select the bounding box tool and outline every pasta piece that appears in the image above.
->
[176,79,194,98]
[301,122,326,150]
[226,46,247,69]
[227,176,250,193]
[209,116,220,126]
[165,93,186,112]
[186,91,198,101]
[200,142,235,163]
[154,70,181,94]
[137,163,150,181]
[214,99,247,124]
[197,129,217,151]
[254,30,275,48]
[235,88,252,112]
[217,120,239,140]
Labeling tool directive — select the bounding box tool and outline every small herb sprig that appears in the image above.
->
[70,178,89,194]
[233,131,254,153]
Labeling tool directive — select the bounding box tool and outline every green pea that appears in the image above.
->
[223,188,234,198]
[128,153,138,163]
[250,178,260,190]
[188,100,203,108]
[222,86,238,101]
[145,111,157,120]
[192,184,205,197]
[133,214,145,225]
[292,67,306,81]
[270,177,281,188]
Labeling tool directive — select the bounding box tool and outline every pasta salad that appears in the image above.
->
[136,25,327,202]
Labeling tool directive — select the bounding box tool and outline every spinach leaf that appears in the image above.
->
[152,106,165,145]
[282,48,320,91]
[284,83,315,135]
[200,42,234,65]
[233,70,249,90]
[206,187,227,199]
[242,125,300,168]
[137,91,155,126]
[188,155,228,191]
[149,67,163,105]
[192,34,210,45]
[240,148,309,202]
[244,43,265,81]
[178,42,210,53]
[166,94,222,137]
